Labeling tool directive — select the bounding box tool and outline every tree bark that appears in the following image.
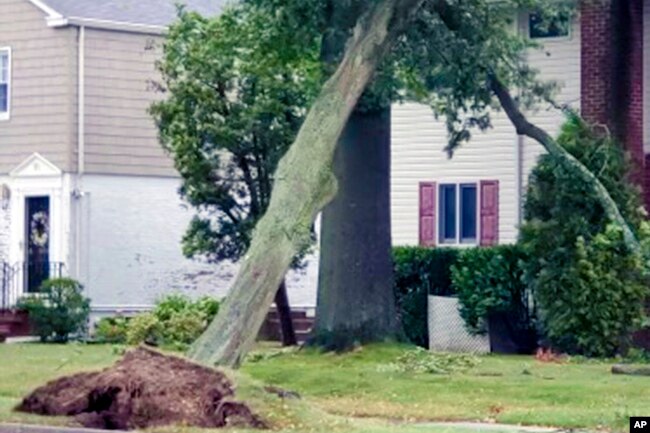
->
[489,75,642,257]
[188,0,424,368]
[312,107,400,349]
[274,278,297,346]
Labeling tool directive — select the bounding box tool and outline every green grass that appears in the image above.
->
[242,344,647,432]
[0,343,646,432]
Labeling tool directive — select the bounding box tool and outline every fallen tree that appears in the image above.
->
[188,0,425,367]
[488,74,643,258]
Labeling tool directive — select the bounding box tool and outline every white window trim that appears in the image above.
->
[525,11,573,43]
[437,182,480,247]
[0,46,12,121]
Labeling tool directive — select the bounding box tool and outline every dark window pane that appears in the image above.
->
[439,184,456,243]
[0,85,6,112]
[529,12,570,39]
[460,184,477,242]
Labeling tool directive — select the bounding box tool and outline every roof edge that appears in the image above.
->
[26,0,63,19]
[48,16,167,35]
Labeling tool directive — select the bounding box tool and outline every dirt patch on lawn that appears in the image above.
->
[15,346,266,430]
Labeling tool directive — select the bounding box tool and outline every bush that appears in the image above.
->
[95,315,129,343]
[393,247,459,347]
[520,116,650,357]
[126,313,162,345]
[452,245,533,335]
[125,294,221,348]
[17,278,90,343]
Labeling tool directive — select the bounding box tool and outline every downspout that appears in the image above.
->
[515,134,524,228]
[75,25,85,279]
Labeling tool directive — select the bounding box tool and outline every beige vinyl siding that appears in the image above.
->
[83,28,175,177]
[0,0,77,174]
[391,14,581,247]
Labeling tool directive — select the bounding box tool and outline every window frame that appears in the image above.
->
[0,47,12,121]
[526,11,572,42]
[437,182,479,246]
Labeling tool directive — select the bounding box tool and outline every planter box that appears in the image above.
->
[428,295,489,353]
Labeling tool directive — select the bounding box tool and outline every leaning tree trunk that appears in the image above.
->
[489,75,642,257]
[188,0,424,368]
[274,278,297,346]
[312,107,400,349]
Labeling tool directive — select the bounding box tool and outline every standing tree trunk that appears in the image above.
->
[188,0,424,368]
[274,278,297,346]
[312,107,400,349]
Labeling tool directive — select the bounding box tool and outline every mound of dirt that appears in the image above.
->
[15,347,266,430]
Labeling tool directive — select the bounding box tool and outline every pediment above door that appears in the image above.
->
[9,153,62,178]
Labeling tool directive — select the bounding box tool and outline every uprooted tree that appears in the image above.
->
[186,0,645,367]
[188,0,426,367]
[242,0,561,349]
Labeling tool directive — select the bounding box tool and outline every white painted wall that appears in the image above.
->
[77,174,318,312]
[0,180,10,263]
[390,15,581,247]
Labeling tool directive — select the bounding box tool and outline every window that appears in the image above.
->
[528,12,570,39]
[439,183,477,244]
[0,48,10,120]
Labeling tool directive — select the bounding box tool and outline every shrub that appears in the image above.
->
[126,313,162,345]
[95,315,129,343]
[393,247,459,347]
[125,294,221,348]
[452,245,533,335]
[17,278,90,343]
[520,116,650,357]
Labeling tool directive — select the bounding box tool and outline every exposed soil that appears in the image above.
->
[15,346,266,430]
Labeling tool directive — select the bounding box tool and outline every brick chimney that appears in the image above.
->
[580,0,644,189]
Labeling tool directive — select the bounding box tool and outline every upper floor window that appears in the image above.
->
[0,48,10,120]
[528,12,570,39]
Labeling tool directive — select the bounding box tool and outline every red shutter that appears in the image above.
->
[419,182,436,247]
[480,180,499,246]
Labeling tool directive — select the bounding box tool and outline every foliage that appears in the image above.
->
[125,313,162,346]
[452,245,533,335]
[150,7,319,266]
[17,278,90,343]
[520,115,650,357]
[379,348,480,374]
[124,294,221,348]
[94,315,129,344]
[392,247,459,347]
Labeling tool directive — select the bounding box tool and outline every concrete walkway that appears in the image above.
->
[0,421,585,433]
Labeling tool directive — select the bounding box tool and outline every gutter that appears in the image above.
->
[47,16,167,35]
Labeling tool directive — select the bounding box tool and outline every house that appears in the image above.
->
[0,0,647,327]
[391,0,649,249]
[0,0,320,320]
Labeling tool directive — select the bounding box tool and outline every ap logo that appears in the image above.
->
[631,417,650,432]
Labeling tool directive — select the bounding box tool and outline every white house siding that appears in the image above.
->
[0,177,10,263]
[644,0,650,152]
[390,15,581,247]
[77,174,319,313]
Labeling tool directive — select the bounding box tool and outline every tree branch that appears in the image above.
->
[489,73,642,257]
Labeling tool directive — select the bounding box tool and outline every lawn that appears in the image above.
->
[0,343,646,432]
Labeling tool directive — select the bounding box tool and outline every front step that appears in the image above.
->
[258,308,314,344]
[0,310,31,341]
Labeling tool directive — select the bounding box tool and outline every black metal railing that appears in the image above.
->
[1,261,66,309]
